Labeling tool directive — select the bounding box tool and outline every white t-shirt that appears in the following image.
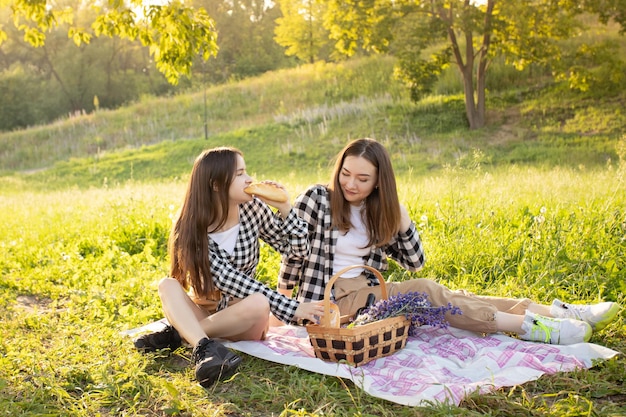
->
[333,205,370,278]
[209,223,240,255]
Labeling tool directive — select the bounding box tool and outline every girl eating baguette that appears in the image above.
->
[134,147,323,387]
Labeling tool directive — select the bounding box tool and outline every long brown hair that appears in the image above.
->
[328,138,401,247]
[169,147,242,297]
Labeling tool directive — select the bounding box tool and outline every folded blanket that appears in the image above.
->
[224,325,619,406]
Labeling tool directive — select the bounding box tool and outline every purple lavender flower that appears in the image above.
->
[349,292,462,336]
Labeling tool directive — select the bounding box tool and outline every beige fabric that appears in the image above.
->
[333,274,532,334]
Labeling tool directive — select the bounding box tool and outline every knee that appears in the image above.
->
[158,277,183,298]
[245,293,271,317]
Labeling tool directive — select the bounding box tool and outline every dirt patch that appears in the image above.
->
[15,295,62,314]
[485,105,532,145]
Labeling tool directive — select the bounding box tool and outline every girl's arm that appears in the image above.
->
[278,185,323,294]
[385,204,426,271]
[253,198,309,258]
[210,251,301,323]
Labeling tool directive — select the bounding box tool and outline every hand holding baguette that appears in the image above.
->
[244,182,288,203]
[244,181,291,217]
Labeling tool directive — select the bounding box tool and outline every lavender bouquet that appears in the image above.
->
[349,291,462,336]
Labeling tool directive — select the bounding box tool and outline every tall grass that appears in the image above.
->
[3,51,624,176]
[1,166,624,416]
[0,57,403,172]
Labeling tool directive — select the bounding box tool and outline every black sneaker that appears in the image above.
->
[134,325,182,352]
[192,338,242,388]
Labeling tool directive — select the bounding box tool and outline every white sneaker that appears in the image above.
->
[520,311,592,345]
[551,299,620,331]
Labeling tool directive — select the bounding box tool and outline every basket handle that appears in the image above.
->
[319,265,387,328]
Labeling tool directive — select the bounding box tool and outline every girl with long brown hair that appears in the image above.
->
[135,147,323,388]
[278,138,619,345]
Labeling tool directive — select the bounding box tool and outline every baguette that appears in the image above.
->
[244,183,288,203]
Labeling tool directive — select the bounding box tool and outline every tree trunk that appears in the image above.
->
[473,0,496,129]
[462,65,481,129]
[462,24,481,129]
[474,69,486,129]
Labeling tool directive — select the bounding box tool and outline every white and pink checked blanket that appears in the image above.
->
[224,325,619,406]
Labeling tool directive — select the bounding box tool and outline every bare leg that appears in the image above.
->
[198,293,270,341]
[159,277,212,346]
[490,303,568,334]
[526,302,553,316]
[492,303,553,335]
[158,278,270,346]
[495,312,524,334]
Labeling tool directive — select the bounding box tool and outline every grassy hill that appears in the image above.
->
[1,55,624,192]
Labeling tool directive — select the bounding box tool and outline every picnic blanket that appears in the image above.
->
[223,325,619,407]
[125,320,619,407]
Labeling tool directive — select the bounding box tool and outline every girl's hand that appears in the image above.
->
[294,301,325,323]
[256,181,291,217]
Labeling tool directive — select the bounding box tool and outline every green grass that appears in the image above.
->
[1,53,626,416]
[1,166,624,416]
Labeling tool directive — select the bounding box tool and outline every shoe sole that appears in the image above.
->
[134,341,182,353]
[590,303,620,331]
[197,354,243,388]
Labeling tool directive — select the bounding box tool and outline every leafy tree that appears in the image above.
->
[583,0,626,32]
[0,1,178,130]
[323,0,626,129]
[1,0,218,84]
[0,69,43,130]
[193,0,294,83]
[274,0,331,63]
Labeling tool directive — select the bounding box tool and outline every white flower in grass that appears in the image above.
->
[534,207,546,224]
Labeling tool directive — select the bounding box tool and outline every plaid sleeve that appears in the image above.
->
[250,198,309,258]
[204,200,305,323]
[278,185,329,302]
[384,222,425,271]
[210,247,300,323]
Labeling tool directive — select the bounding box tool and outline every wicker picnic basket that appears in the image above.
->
[306,265,410,366]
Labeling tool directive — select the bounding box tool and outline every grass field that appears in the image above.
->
[1,164,624,416]
[1,55,625,416]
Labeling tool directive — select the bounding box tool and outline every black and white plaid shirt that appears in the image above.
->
[279,185,425,303]
[210,197,307,323]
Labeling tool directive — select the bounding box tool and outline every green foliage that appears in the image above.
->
[274,0,331,64]
[552,39,626,96]
[0,3,178,131]
[0,68,44,130]
[3,0,218,85]
[0,0,300,132]
[321,0,626,129]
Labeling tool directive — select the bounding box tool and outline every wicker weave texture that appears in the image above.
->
[306,265,410,367]
[307,315,409,366]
